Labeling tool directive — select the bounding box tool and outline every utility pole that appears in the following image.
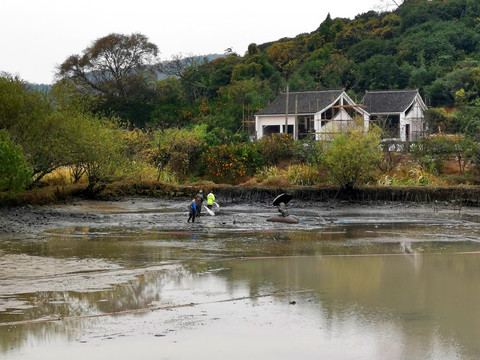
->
[294,95,298,140]
[284,82,289,134]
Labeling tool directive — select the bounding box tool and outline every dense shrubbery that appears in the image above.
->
[151,125,208,182]
[257,133,296,165]
[257,164,325,186]
[0,130,32,194]
[0,75,141,195]
[201,142,263,184]
[412,134,480,174]
[323,127,383,189]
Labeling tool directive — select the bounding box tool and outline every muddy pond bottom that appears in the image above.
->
[1,199,480,359]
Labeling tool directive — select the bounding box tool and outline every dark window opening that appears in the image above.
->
[371,115,400,138]
[345,105,358,119]
[405,103,414,116]
[333,100,341,118]
[283,124,294,135]
[263,125,280,137]
[298,115,315,140]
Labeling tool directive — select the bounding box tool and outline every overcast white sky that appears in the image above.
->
[1,0,395,84]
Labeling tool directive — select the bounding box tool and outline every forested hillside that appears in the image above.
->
[55,0,480,135]
[52,0,480,137]
[2,0,480,197]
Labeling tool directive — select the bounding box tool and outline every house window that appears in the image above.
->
[323,108,333,120]
[371,115,400,139]
[283,124,294,135]
[405,103,414,115]
[298,115,315,140]
[333,99,341,118]
[263,125,280,137]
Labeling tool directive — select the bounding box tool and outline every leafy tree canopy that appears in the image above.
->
[57,33,159,98]
[57,33,161,127]
[0,129,32,194]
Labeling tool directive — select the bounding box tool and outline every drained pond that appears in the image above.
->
[1,198,480,359]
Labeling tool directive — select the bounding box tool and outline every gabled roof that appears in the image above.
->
[256,89,344,116]
[362,89,423,115]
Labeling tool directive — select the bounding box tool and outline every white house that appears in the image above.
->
[361,89,427,142]
[254,89,370,141]
[255,88,428,142]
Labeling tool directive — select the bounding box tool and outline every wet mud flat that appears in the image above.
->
[1,196,478,235]
[1,198,480,359]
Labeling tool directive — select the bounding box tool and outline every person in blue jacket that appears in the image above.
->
[195,190,204,216]
[188,198,197,223]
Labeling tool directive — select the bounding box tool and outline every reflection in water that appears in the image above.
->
[229,254,480,359]
[1,253,480,359]
[1,220,480,359]
[3,222,480,265]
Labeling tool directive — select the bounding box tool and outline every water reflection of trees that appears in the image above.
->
[222,254,480,359]
[0,265,188,354]
[3,220,480,358]
[2,253,480,358]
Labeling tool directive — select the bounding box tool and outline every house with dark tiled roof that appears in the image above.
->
[255,88,428,142]
[362,89,427,141]
[254,89,369,140]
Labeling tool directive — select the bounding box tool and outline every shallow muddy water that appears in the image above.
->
[1,198,480,359]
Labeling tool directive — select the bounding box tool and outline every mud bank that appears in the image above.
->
[209,185,480,207]
[3,183,480,208]
[100,183,480,206]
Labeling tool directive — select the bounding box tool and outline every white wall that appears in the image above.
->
[255,115,295,138]
[399,97,425,141]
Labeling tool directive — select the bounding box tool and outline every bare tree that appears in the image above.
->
[160,53,211,101]
[375,0,403,12]
[160,53,199,80]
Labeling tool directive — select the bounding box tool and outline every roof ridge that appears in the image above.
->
[281,89,344,94]
[365,89,418,93]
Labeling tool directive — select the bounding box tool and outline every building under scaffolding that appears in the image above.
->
[253,88,427,143]
[254,89,369,141]
[362,89,427,142]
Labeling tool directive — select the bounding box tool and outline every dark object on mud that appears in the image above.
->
[267,215,299,224]
[273,193,293,206]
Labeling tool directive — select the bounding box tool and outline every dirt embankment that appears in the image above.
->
[3,181,480,208]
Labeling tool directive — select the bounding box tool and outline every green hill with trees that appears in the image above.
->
[2,0,480,201]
